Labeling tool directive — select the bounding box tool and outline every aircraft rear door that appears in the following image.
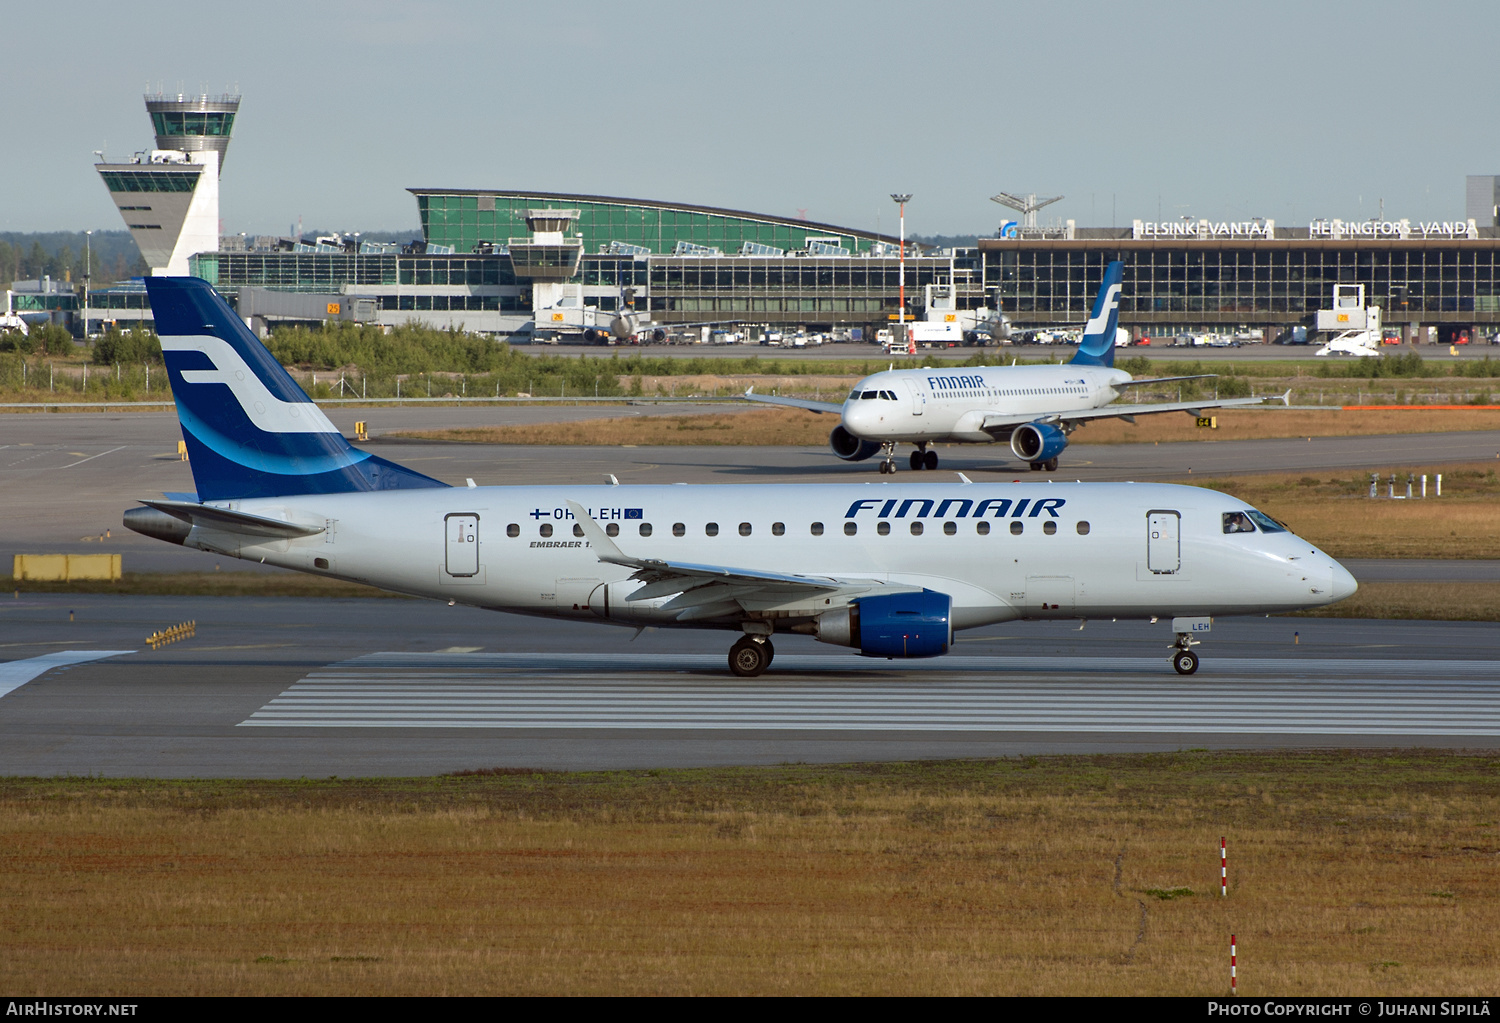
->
[1146,510,1180,575]
[903,378,925,415]
[444,513,479,577]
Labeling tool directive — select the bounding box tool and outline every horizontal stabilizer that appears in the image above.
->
[137,499,327,538]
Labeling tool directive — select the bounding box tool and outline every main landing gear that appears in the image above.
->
[907,446,938,471]
[729,635,774,677]
[1029,458,1059,472]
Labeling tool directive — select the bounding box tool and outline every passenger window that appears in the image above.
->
[506,523,519,538]
[739,522,751,536]
[1223,512,1256,534]
[772,522,785,536]
[1010,521,1023,535]
[1043,521,1057,535]
[877,521,890,535]
[1076,521,1090,535]
[672,523,685,537]
[573,524,584,538]
[976,521,990,536]
[540,523,553,538]
[639,523,653,537]
[606,523,619,537]
[910,521,923,536]
[844,522,857,536]
[810,522,824,536]
[943,521,957,535]
[705,522,719,536]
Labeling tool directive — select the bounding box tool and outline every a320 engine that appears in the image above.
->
[809,589,952,657]
[1009,421,1068,466]
[829,425,881,462]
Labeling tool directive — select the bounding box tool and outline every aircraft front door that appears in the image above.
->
[444,513,479,577]
[903,378,925,415]
[1146,510,1180,575]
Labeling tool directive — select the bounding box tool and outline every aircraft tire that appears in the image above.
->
[1029,462,1044,472]
[909,450,923,471]
[729,637,771,677]
[1044,458,1059,471]
[1172,650,1200,675]
[924,450,939,470]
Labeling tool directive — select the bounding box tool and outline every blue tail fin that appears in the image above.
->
[144,276,448,501]
[1070,260,1124,368]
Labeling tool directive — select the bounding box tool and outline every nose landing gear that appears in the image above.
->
[878,441,898,474]
[1168,618,1208,674]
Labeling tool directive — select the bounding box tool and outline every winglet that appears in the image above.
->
[1281,388,1292,406]
[565,499,639,569]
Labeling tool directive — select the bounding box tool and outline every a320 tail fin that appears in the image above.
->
[144,276,448,501]
[1070,260,1124,368]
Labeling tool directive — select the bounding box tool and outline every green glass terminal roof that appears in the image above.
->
[411,190,899,257]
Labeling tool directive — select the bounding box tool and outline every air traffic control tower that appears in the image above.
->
[96,92,239,276]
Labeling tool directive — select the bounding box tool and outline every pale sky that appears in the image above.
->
[4,0,1495,238]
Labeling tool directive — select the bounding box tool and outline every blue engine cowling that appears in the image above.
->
[814,588,952,658]
[1009,421,1069,464]
[829,424,881,462]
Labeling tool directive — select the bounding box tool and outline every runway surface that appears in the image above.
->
[1,594,1496,777]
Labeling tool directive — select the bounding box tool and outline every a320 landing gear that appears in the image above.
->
[908,446,938,471]
[729,635,774,677]
[878,441,898,474]
[1029,458,1059,472]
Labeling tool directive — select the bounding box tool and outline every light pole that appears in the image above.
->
[890,194,912,352]
[84,230,92,337]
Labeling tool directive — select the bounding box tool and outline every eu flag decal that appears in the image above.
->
[625,508,643,519]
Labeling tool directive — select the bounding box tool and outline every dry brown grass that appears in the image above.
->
[2,752,1497,996]
[1,572,402,599]
[1291,582,1500,620]
[396,406,1500,447]
[1196,462,1500,560]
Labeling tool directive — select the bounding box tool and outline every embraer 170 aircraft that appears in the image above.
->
[746,261,1286,474]
[123,277,1355,678]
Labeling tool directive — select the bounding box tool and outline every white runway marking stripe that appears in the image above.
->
[240,653,1500,734]
[0,650,135,698]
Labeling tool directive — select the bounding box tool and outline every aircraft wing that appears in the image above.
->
[566,500,899,620]
[1114,374,1218,387]
[979,391,1289,433]
[741,387,844,415]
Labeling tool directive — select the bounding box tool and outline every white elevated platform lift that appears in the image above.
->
[1315,284,1383,357]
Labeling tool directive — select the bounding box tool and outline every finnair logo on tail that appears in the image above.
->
[1083,284,1122,336]
[161,334,340,435]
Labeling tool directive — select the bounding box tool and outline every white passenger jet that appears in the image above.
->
[746,261,1286,474]
[123,277,1355,678]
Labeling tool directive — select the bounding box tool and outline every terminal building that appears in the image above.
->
[70,92,1500,346]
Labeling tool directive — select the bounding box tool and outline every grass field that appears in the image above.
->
[2,752,1496,996]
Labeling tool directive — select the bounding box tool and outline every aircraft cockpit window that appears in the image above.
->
[1246,510,1286,533]
[848,390,861,400]
[1222,512,1257,534]
[861,390,878,399]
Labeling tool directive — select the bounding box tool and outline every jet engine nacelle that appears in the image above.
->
[1010,422,1068,464]
[829,424,881,462]
[812,589,952,658]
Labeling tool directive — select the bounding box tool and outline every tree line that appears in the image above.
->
[0,232,147,288]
